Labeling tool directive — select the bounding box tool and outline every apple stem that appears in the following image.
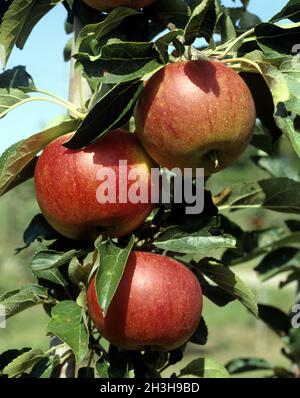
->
[210,150,220,169]
[219,57,263,75]
[216,28,255,59]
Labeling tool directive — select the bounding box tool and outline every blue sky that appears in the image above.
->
[0,0,288,153]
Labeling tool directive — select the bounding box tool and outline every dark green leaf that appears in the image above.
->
[252,154,300,182]
[189,317,208,345]
[197,274,235,307]
[0,88,29,118]
[226,358,272,374]
[270,0,300,23]
[0,0,63,66]
[146,0,190,29]
[154,225,236,254]
[30,355,60,378]
[99,60,163,84]
[33,268,68,287]
[198,258,258,317]
[215,1,236,43]
[108,345,131,378]
[217,178,300,214]
[180,358,229,378]
[228,7,261,32]
[96,358,109,378]
[20,214,58,249]
[288,328,300,359]
[258,304,291,336]
[82,41,161,74]
[0,349,31,373]
[0,66,35,89]
[0,118,80,196]
[0,284,49,318]
[95,237,135,316]
[222,228,300,266]
[75,7,139,54]
[154,29,184,62]
[78,367,95,378]
[47,301,89,364]
[68,252,95,287]
[29,249,83,272]
[286,219,300,232]
[65,80,142,149]
[184,0,216,45]
[255,248,300,281]
[2,348,45,378]
[255,22,300,55]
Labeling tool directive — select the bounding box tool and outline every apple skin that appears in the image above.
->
[135,60,256,176]
[87,251,202,351]
[34,129,156,240]
[82,0,155,10]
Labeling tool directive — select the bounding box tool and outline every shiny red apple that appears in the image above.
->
[135,60,256,176]
[34,129,156,240]
[87,251,202,351]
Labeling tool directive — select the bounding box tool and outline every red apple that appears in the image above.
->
[135,60,256,176]
[82,0,155,10]
[87,251,202,351]
[34,129,156,240]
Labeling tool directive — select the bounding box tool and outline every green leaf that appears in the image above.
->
[32,268,68,287]
[2,348,45,378]
[95,237,135,316]
[217,178,300,214]
[215,1,236,43]
[154,29,184,62]
[99,60,164,84]
[280,270,300,288]
[270,0,300,23]
[255,22,300,55]
[184,0,216,45]
[80,41,161,72]
[255,248,300,281]
[29,249,83,272]
[288,328,300,359]
[189,317,208,345]
[47,301,89,364]
[154,226,236,254]
[0,349,31,373]
[77,367,95,378]
[0,117,80,196]
[18,214,58,251]
[65,80,142,149]
[180,358,230,378]
[228,7,261,32]
[0,284,49,318]
[223,229,300,266]
[75,7,139,54]
[30,355,60,378]
[0,0,63,67]
[68,251,95,286]
[0,88,29,118]
[96,358,110,378]
[252,154,300,182]
[147,0,190,29]
[78,41,165,84]
[276,115,300,159]
[258,304,291,336]
[0,65,35,89]
[226,358,272,375]
[198,258,258,317]
[197,274,235,307]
